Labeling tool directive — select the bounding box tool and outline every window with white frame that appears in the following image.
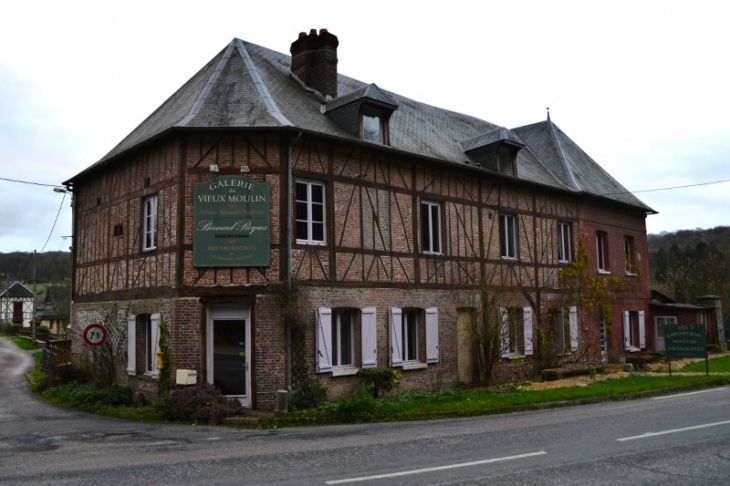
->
[500,214,518,259]
[127,313,161,376]
[500,307,533,358]
[296,181,326,244]
[389,307,439,367]
[558,222,573,263]
[420,200,442,254]
[624,236,636,274]
[142,195,158,251]
[596,231,609,272]
[623,310,645,351]
[553,306,578,354]
[316,307,376,374]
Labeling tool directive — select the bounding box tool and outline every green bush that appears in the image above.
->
[9,323,22,335]
[290,375,329,410]
[159,384,243,424]
[356,367,401,398]
[36,325,50,337]
[42,383,134,409]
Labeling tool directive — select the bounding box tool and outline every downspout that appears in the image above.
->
[286,131,302,393]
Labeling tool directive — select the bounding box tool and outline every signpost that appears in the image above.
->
[82,323,107,347]
[664,324,708,376]
[193,176,271,267]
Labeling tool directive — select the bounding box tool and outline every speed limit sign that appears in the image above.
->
[82,323,107,347]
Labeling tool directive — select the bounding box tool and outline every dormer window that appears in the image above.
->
[362,110,382,143]
[325,83,398,147]
[498,145,516,176]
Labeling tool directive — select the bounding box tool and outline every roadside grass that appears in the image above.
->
[32,351,43,364]
[11,337,37,350]
[40,382,161,422]
[681,355,730,373]
[261,374,730,427]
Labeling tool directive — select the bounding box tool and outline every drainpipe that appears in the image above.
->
[286,131,302,393]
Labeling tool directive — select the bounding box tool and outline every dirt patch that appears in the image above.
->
[524,368,629,391]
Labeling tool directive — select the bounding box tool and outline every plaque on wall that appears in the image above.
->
[193,176,271,267]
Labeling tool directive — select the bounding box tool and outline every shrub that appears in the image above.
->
[36,325,51,337]
[160,384,243,424]
[290,375,328,410]
[10,323,22,335]
[356,367,401,398]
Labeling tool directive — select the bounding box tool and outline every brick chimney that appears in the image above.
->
[290,28,339,99]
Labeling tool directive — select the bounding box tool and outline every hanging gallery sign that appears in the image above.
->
[193,176,270,267]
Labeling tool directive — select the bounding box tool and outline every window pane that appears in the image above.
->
[340,312,352,365]
[363,114,381,142]
[296,221,308,240]
[421,203,431,252]
[312,203,324,223]
[312,222,324,242]
[311,184,324,203]
[296,201,308,221]
[431,205,440,253]
[296,182,307,201]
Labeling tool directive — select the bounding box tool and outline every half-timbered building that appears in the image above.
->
[0,281,35,328]
[65,29,655,409]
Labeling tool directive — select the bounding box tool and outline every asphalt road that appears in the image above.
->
[2,337,730,485]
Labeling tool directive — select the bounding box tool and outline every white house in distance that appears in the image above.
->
[0,281,35,328]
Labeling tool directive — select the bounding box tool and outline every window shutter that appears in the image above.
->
[638,311,646,349]
[389,307,403,366]
[623,311,631,350]
[500,308,510,358]
[150,313,161,375]
[426,307,439,363]
[316,307,332,373]
[523,306,533,356]
[127,314,136,376]
[569,306,579,352]
[361,307,377,368]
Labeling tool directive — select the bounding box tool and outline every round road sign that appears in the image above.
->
[82,323,107,347]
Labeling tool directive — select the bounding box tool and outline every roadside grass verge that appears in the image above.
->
[261,375,730,428]
[11,337,37,350]
[681,355,730,373]
[40,382,160,422]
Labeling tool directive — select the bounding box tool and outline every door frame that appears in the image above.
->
[207,304,251,408]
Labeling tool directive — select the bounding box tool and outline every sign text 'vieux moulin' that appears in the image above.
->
[193,176,271,267]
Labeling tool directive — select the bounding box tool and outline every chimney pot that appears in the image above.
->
[319,28,328,35]
[309,28,317,37]
[290,29,338,99]
[298,31,307,39]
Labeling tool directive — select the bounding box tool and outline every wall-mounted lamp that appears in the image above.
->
[210,164,219,173]
[240,165,250,173]
[53,187,67,194]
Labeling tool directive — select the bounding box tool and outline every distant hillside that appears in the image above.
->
[648,226,730,252]
[648,226,729,311]
[0,251,71,286]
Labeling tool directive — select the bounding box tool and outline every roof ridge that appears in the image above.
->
[234,39,292,127]
[547,120,581,190]
[177,39,292,128]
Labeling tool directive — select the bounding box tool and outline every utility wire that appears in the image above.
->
[0,176,63,188]
[38,191,67,254]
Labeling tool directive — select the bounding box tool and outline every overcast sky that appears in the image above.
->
[1,0,728,254]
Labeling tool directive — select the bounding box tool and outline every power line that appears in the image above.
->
[0,176,63,188]
[631,178,730,194]
[38,192,67,254]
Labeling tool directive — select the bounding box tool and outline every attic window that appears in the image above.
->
[113,224,124,237]
[498,145,516,176]
[361,107,388,145]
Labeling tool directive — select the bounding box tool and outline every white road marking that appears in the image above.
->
[652,387,727,400]
[617,420,730,442]
[325,451,547,484]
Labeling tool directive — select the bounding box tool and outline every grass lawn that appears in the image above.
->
[263,374,730,427]
[681,355,730,373]
[11,337,37,350]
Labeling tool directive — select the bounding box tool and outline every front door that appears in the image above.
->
[207,305,251,407]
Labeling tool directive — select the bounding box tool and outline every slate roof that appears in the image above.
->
[0,281,33,299]
[69,37,654,212]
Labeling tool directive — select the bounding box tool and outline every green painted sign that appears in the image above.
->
[665,324,707,359]
[193,176,270,267]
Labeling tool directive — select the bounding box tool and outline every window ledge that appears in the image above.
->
[144,371,160,379]
[598,270,611,275]
[625,272,638,277]
[401,362,428,370]
[295,241,327,246]
[332,368,359,377]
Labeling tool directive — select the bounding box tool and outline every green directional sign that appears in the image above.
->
[193,176,270,267]
[664,324,707,359]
